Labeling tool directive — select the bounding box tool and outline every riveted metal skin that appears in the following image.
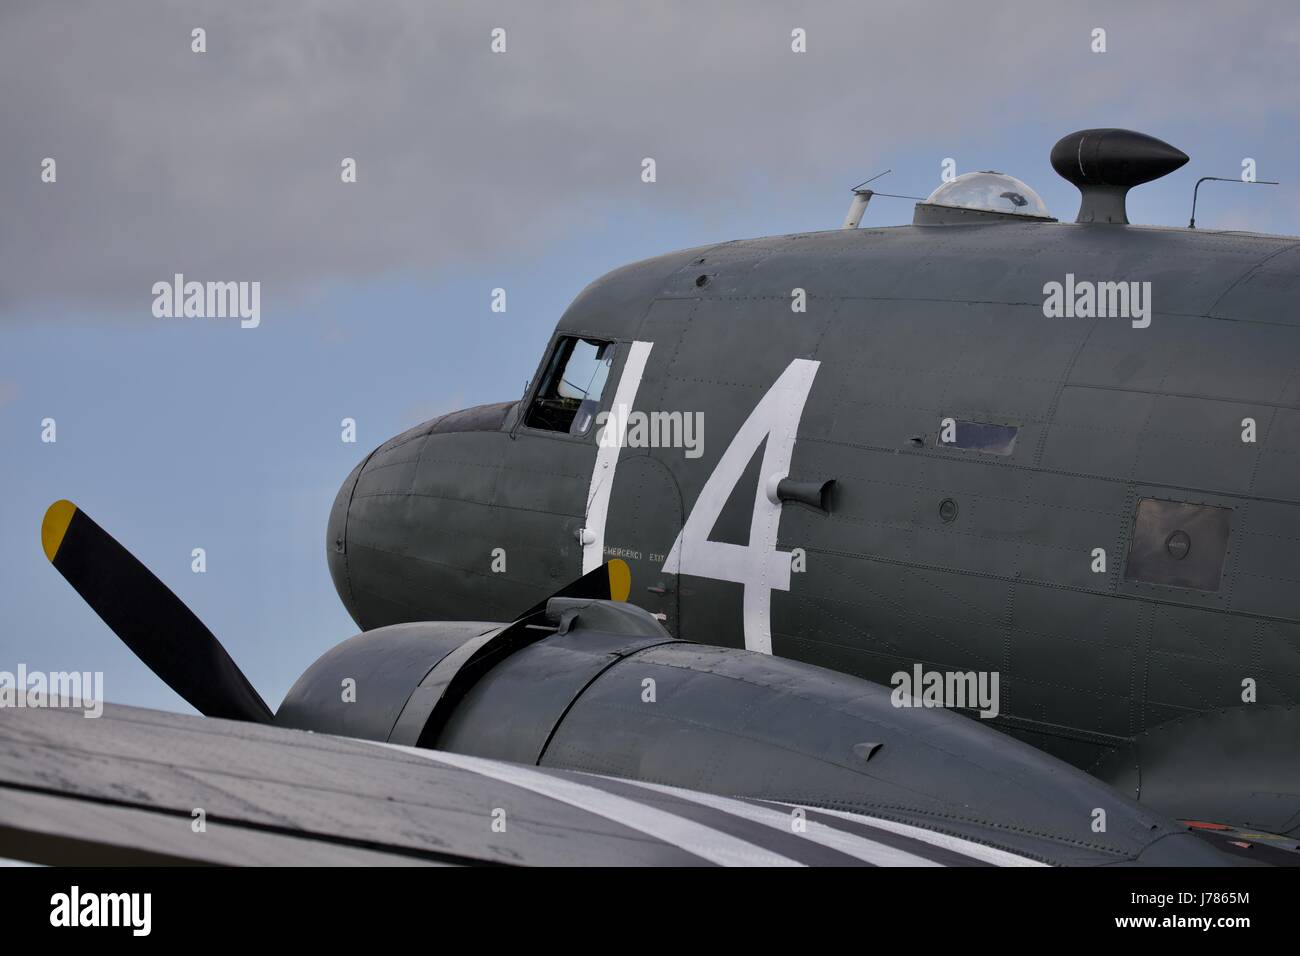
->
[330,180,1300,787]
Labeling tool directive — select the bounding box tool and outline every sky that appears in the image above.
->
[3,0,1299,714]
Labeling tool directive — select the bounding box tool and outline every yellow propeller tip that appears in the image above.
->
[607,558,631,602]
[42,499,77,562]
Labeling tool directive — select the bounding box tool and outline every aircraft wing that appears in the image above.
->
[0,703,1060,867]
[22,504,1258,867]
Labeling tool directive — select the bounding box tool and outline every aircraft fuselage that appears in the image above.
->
[329,218,1300,770]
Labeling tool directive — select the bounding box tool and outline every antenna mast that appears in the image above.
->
[1188,176,1279,229]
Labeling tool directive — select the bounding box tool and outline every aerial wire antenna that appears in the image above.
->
[842,170,926,228]
[1188,176,1279,229]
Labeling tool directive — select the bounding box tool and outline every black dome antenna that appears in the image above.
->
[1050,129,1189,225]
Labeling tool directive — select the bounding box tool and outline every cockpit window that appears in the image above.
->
[924,172,1052,219]
[524,336,614,435]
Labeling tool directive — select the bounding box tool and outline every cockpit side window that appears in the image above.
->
[939,420,1019,456]
[524,336,615,436]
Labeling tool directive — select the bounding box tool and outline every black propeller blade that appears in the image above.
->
[41,500,273,723]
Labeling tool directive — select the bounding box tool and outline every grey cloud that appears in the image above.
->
[2,0,1296,317]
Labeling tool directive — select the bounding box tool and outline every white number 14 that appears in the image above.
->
[662,358,820,654]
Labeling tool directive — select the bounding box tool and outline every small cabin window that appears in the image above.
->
[939,420,1019,456]
[1124,498,1232,591]
[524,336,615,436]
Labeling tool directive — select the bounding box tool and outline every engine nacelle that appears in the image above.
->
[275,597,1226,865]
[275,619,500,742]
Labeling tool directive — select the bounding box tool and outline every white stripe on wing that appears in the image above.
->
[618,778,943,867]
[378,744,805,867]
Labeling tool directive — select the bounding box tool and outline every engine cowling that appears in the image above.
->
[275,597,1227,866]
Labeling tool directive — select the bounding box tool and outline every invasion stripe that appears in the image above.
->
[774,804,993,868]
[378,744,805,867]
[561,773,875,866]
[805,805,1050,867]
[617,779,943,867]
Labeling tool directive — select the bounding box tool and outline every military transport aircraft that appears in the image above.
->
[6,129,1299,866]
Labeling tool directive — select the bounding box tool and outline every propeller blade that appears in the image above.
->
[41,500,272,723]
[514,558,631,621]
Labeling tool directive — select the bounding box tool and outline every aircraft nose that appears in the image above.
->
[326,454,367,623]
[325,401,527,631]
